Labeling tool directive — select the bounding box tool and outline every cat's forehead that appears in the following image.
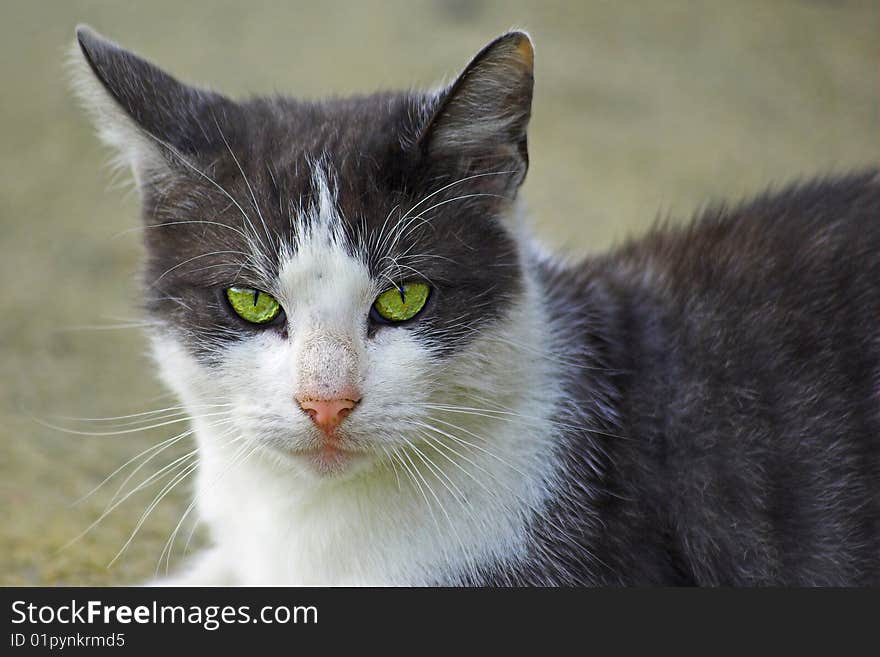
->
[274,167,373,306]
[161,96,416,235]
[225,93,425,207]
[143,95,510,287]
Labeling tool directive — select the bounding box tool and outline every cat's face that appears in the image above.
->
[74,27,535,479]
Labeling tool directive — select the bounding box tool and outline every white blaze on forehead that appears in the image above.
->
[276,166,374,399]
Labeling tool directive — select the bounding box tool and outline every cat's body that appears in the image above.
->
[73,27,880,586]
[520,172,880,585]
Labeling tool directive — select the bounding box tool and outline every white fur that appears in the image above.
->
[150,172,566,585]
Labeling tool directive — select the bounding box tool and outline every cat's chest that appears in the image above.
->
[211,493,449,585]
[194,470,392,584]
[193,441,548,586]
[231,522,391,586]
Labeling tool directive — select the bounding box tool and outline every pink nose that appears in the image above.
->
[296,397,359,434]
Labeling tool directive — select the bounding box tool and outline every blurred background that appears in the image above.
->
[1,0,877,585]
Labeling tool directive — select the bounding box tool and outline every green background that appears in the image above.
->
[1,0,877,585]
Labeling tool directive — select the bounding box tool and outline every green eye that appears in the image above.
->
[372,282,430,323]
[226,287,282,324]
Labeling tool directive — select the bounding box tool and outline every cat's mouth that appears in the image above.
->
[295,445,371,477]
[275,434,373,477]
[241,414,377,477]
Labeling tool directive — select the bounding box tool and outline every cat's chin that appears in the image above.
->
[276,443,375,479]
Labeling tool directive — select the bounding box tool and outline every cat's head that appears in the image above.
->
[72,26,541,480]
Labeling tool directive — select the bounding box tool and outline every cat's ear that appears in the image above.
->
[419,31,534,193]
[70,25,232,189]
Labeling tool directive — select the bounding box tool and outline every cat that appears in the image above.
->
[71,25,880,586]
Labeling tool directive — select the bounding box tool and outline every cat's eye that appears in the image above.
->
[372,282,430,323]
[226,287,282,324]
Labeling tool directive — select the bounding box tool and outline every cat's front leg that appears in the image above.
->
[146,547,236,586]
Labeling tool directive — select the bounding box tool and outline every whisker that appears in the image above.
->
[158,434,255,575]
[391,448,444,539]
[416,431,499,498]
[59,449,199,554]
[55,322,158,332]
[410,431,485,531]
[135,127,268,259]
[402,438,468,555]
[105,418,235,510]
[111,219,255,244]
[32,410,232,437]
[406,439,467,506]
[107,429,241,567]
[212,114,276,258]
[72,427,193,506]
[410,417,529,479]
[378,445,402,491]
[46,403,232,424]
[153,250,255,284]
[108,459,201,567]
[402,170,514,218]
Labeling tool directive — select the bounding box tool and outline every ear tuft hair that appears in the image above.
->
[69,25,232,190]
